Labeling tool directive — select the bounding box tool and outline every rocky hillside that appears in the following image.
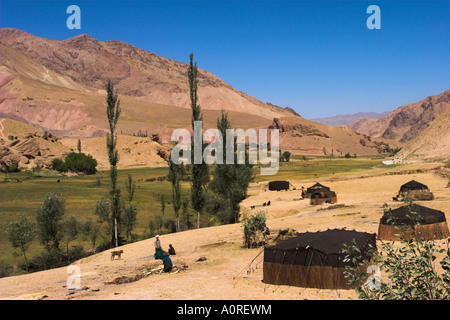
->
[0,28,295,120]
[348,90,450,143]
[0,28,403,158]
[0,118,70,170]
[268,117,400,155]
[394,104,450,162]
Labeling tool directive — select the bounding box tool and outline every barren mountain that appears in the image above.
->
[311,111,389,126]
[0,28,294,119]
[0,28,402,158]
[348,90,450,143]
[268,116,400,155]
[394,104,450,162]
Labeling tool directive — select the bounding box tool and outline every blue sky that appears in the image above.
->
[1,0,449,119]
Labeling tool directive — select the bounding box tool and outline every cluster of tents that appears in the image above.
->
[268,180,337,205]
[263,180,449,289]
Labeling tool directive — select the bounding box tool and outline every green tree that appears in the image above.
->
[105,80,122,247]
[123,203,138,242]
[160,193,166,216]
[77,139,82,153]
[35,193,65,252]
[122,174,138,242]
[63,152,97,174]
[209,111,254,224]
[168,159,183,232]
[282,151,291,162]
[81,218,100,250]
[181,194,192,230]
[63,215,80,260]
[0,162,18,180]
[124,174,136,202]
[188,53,209,228]
[5,214,36,270]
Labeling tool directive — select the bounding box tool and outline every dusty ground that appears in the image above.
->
[0,170,449,300]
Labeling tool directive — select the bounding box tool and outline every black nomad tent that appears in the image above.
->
[263,229,376,289]
[305,182,337,205]
[378,204,450,241]
[305,182,330,196]
[397,180,434,200]
[268,180,290,191]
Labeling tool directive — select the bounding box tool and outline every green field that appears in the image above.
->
[0,156,387,271]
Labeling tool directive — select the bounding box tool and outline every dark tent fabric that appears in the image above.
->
[306,182,330,194]
[380,204,446,226]
[309,188,336,199]
[264,229,376,268]
[399,180,429,192]
[268,180,290,191]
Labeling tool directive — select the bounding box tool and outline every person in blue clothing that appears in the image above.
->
[162,252,173,272]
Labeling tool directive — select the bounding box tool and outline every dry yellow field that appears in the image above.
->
[0,169,449,300]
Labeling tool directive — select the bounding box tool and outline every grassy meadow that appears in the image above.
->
[0,155,391,271]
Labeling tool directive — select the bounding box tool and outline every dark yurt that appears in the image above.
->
[305,182,330,198]
[268,180,290,191]
[263,229,376,289]
[378,204,450,241]
[398,180,433,200]
[305,183,337,205]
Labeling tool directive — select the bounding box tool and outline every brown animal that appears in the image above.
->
[110,250,124,260]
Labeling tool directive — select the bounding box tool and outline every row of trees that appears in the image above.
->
[167,54,254,231]
[4,193,96,272]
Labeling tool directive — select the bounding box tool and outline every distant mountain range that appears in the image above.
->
[310,112,389,126]
[2,27,444,162]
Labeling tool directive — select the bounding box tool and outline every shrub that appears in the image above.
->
[242,211,267,248]
[63,152,97,174]
[52,158,67,172]
[343,202,450,300]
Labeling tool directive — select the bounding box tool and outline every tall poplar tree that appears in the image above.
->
[105,80,121,247]
[188,53,209,228]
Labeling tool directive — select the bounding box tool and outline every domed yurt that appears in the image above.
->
[268,180,290,191]
[263,229,376,289]
[306,182,337,205]
[378,204,450,241]
[398,180,434,200]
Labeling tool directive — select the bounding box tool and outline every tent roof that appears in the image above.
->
[271,229,375,255]
[400,180,429,190]
[307,182,330,191]
[380,204,446,225]
[268,180,290,190]
[264,229,376,267]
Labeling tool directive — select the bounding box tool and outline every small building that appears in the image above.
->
[263,229,376,289]
[398,180,434,200]
[306,182,337,205]
[268,180,290,191]
[378,204,450,241]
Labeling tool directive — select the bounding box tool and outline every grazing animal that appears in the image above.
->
[267,201,271,206]
[110,250,124,260]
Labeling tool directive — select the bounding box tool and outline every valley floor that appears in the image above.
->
[1,166,449,300]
